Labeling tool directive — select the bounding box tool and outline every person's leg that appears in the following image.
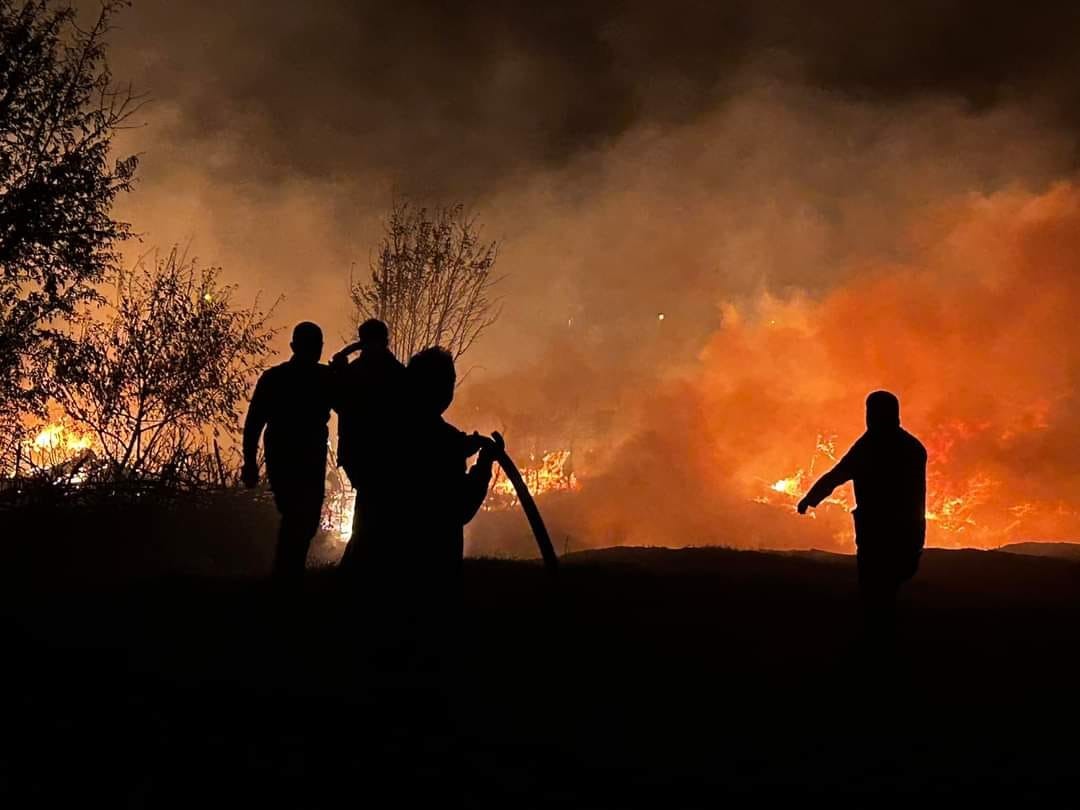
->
[857,553,897,645]
[272,485,322,591]
[338,486,371,577]
[272,497,305,590]
[877,580,899,637]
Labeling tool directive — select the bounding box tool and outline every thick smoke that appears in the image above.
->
[474,184,1080,554]
[91,1,1080,553]
[459,90,1077,554]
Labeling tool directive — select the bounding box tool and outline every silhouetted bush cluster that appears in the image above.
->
[0,483,339,586]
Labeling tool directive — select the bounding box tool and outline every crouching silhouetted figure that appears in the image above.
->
[798,391,927,640]
[242,322,333,591]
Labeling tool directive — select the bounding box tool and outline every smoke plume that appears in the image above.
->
[90,1,1080,552]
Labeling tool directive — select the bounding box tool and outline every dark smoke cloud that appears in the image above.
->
[101,0,1080,195]
[89,0,1080,371]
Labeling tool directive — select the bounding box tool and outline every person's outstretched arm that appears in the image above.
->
[242,373,270,487]
[797,446,858,514]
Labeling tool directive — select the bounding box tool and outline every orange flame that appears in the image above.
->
[15,421,96,478]
[487,449,579,509]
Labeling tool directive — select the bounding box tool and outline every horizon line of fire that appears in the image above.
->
[10,419,1005,546]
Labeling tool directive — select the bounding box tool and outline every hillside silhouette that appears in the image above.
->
[998,541,1080,561]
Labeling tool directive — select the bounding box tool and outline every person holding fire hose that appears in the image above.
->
[402,346,501,584]
[389,346,501,665]
[796,390,927,639]
[328,338,498,669]
[330,321,490,579]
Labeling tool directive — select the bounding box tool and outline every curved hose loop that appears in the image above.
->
[491,431,559,576]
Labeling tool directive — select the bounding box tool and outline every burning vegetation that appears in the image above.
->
[13,421,96,481]
[487,449,578,509]
[20,170,1080,558]
[464,184,1080,555]
[321,448,578,544]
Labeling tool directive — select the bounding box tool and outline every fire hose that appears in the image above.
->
[490,431,560,575]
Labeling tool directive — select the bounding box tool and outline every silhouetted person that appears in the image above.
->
[243,322,333,589]
[797,391,927,637]
[329,319,407,575]
[400,348,497,638]
[351,347,493,674]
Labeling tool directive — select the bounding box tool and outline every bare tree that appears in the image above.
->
[50,247,279,487]
[0,0,140,468]
[350,200,501,363]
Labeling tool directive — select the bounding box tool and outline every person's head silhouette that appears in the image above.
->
[291,321,323,364]
[408,346,455,416]
[866,390,901,432]
[358,318,390,351]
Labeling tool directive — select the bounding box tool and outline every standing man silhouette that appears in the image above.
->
[242,322,333,589]
[797,391,927,635]
[329,319,407,575]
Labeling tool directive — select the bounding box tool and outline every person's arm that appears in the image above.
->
[462,430,485,458]
[328,342,362,413]
[241,373,270,487]
[797,445,858,514]
[460,434,502,524]
[330,341,363,368]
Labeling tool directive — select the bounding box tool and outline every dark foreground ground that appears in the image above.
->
[3,542,1080,805]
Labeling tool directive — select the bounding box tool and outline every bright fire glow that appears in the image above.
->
[322,486,356,544]
[771,477,800,496]
[757,433,992,539]
[15,421,96,477]
[31,423,93,453]
[487,449,578,509]
[322,449,579,543]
